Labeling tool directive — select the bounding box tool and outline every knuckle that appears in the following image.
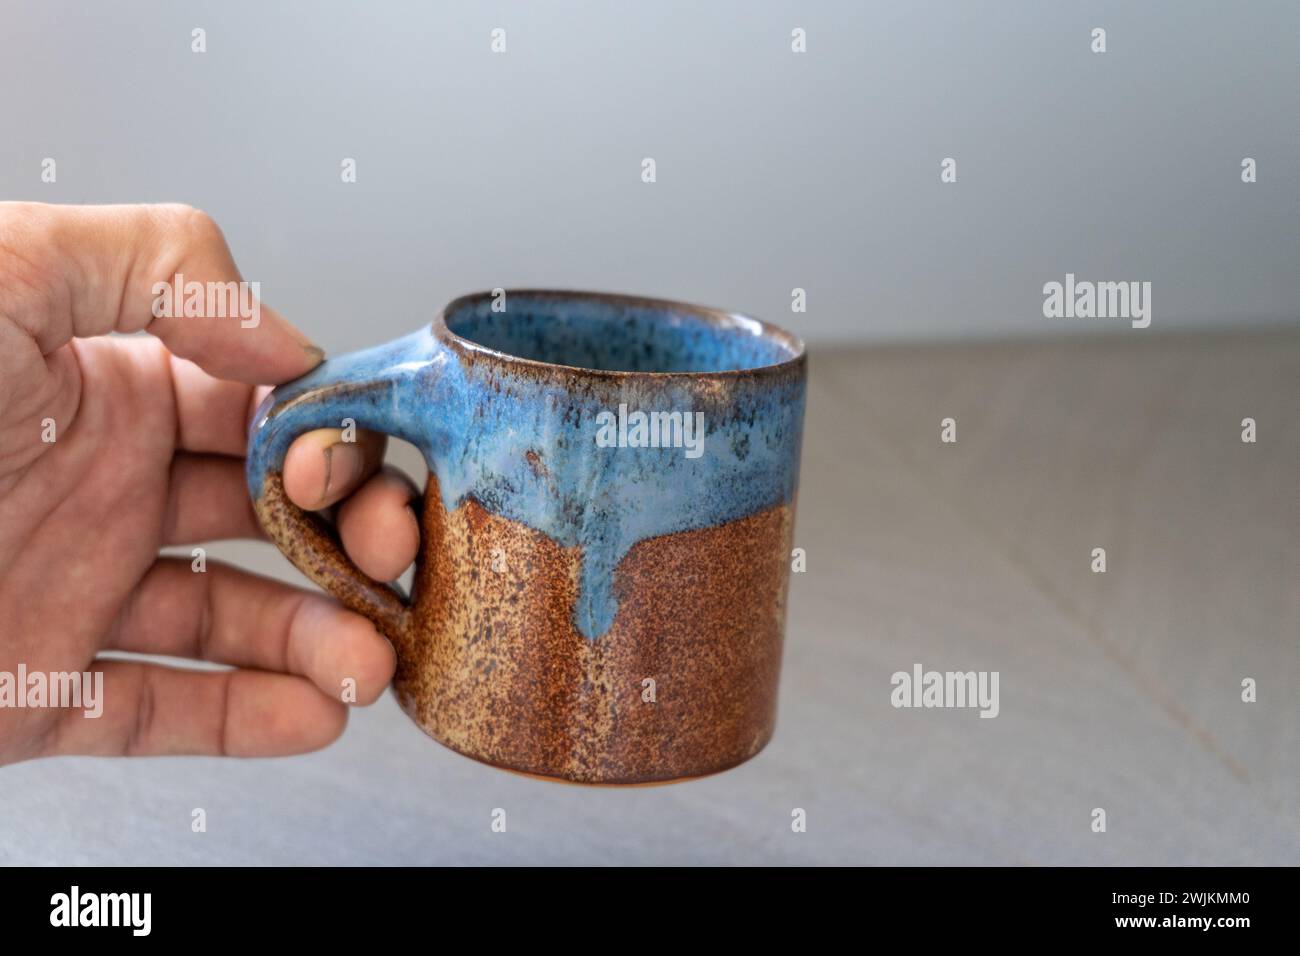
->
[135,205,231,315]
[154,203,224,248]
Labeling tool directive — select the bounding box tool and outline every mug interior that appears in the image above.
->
[443,291,801,374]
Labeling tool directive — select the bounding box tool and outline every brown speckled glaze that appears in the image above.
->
[254,472,796,784]
[395,478,795,784]
[247,291,807,784]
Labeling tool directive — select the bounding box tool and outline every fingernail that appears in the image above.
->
[303,343,326,366]
[322,442,364,501]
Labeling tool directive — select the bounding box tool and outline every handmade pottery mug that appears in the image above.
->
[246,290,807,783]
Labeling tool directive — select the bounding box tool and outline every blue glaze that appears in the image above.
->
[445,294,794,373]
[248,293,806,638]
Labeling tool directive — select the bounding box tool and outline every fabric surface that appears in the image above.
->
[2,333,1296,865]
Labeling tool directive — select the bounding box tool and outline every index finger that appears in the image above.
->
[0,201,322,384]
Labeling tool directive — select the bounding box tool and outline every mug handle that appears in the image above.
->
[245,332,434,640]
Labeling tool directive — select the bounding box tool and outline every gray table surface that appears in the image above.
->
[2,330,1297,865]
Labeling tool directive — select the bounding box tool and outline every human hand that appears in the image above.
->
[0,202,421,764]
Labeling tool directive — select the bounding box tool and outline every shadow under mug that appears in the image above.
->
[246,290,807,784]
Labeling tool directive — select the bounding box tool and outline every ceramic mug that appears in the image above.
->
[246,290,807,783]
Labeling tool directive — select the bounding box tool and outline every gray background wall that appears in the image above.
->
[1,0,1297,351]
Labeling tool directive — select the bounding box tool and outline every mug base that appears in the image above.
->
[396,687,775,785]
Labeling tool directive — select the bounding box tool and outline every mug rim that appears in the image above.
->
[432,288,806,381]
